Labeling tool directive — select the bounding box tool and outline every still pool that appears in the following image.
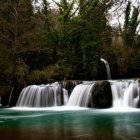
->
[0,107,140,140]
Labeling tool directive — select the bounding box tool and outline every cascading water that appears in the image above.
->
[15,78,140,109]
[16,82,68,107]
[111,80,140,108]
[67,82,95,107]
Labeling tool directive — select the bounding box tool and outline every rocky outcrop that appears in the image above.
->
[0,86,11,107]
[65,81,81,97]
[89,81,112,108]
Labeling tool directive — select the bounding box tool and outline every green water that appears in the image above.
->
[0,108,140,140]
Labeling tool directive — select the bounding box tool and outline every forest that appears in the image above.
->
[0,0,139,105]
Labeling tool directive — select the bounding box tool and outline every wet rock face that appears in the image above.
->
[0,86,12,107]
[9,87,24,107]
[137,100,140,108]
[90,81,113,109]
[65,81,80,97]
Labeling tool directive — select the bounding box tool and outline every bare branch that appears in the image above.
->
[116,10,123,34]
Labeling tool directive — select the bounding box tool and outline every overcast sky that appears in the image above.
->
[109,0,139,25]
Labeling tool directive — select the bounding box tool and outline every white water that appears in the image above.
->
[11,106,87,111]
[111,80,140,108]
[16,82,68,107]
[67,83,95,107]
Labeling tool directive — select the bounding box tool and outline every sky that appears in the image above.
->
[109,0,140,26]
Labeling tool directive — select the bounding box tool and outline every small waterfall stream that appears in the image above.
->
[100,58,111,80]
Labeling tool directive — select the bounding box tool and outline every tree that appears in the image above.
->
[123,1,140,48]
[77,0,112,79]
[0,0,38,105]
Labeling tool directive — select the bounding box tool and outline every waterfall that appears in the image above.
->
[16,79,140,109]
[67,83,95,107]
[100,58,111,80]
[67,79,140,108]
[16,82,68,107]
[111,80,140,108]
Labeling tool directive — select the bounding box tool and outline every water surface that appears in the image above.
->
[0,107,140,140]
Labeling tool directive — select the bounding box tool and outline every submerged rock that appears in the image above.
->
[90,81,112,108]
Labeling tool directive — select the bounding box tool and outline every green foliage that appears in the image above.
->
[0,0,139,95]
[28,63,73,83]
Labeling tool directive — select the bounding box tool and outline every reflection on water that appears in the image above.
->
[0,108,140,140]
